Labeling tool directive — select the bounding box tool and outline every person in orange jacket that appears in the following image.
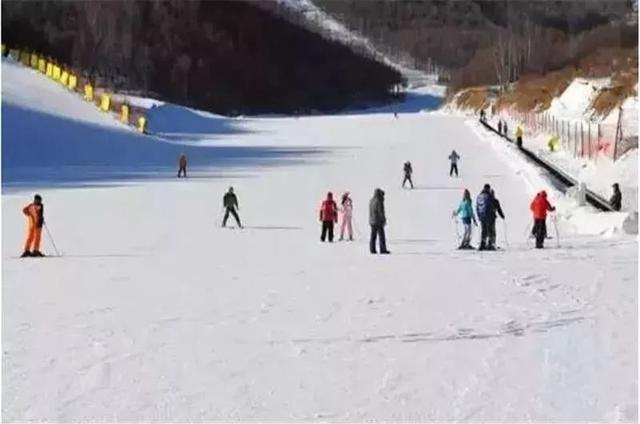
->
[22,194,45,257]
[530,191,555,249]
[177,154,187,178]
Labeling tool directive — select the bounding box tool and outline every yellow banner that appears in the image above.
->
[84,84,94,101]
[137,116,147,133]
[38,58,46,73]
[52,65,61,80]
[46,62,53,77]
[68,74,77,90]
[121,105,130,124]
[60,71,69,86]
[100,93,111,112]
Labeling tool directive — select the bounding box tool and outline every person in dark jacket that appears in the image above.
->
[222,186,242,228]
[369,188,390,254]
[488,189,505,249]
[177,154,187,178]
[610,183,622,211]
[402,161,414,189]
[319,192,338,242]
[476,184,503,251]
[498,120,503,134]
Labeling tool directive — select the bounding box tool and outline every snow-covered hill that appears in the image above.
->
[1,58,637,421]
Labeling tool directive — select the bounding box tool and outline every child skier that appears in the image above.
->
[319,192,338,242]
[448,150,460,177]
[21,194,45,257]
[339,192,353,241]
[402,161,414,189]
[452,189,477,249]
[530,191,556,249]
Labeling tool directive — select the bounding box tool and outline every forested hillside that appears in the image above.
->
[2,0,403,115]
[315,0,637,89]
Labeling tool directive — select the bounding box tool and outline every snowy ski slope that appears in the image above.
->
[1,60,637,421]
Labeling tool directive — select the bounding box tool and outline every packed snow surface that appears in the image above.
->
[2,61,637,421]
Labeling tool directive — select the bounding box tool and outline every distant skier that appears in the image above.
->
[177,154,187,178]
[610,183,622,211]
[503,122,509,137]
[448,150,460,177]
[476,184,503,250]
[452,189,477,249]
[515,126,523,148]
[402,161,414,189]
[21,194,45,257]
[319,192,338,242]
[222,186,242,228]
[369,188,390,254]
[530,191,556,249]
[339,192,353,241]
[479,109,486,122]
[498,120,503,134]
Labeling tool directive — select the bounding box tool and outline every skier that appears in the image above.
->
[475,184,503,251]
[610,183,622,211]
[515,126,523,148]
[448,150,460,177]
[222,186,242,228]
[339,192,353,241]
[479,109,486,122]
[319,192,338,242]
[21,194,45,257]
[498,120,503,134]
[503,121,509,137]
[530,191,556,249]
[177,154,187,178]
[369,188,390,254]
[402,161,414,189]
[452,189,477,249]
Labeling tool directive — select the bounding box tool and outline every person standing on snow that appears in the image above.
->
[319,192,338,242]
[453,189,477,249]
[177,154,188,178]
[515,126,523,148]
[503,121,509,137]
[530,191,556,249]
[369,188,390,254]
[21,194,45,257]
[475,184,500,251]
[489,189,506,248]
[448,150,460,177]
[339,192,354,241]
[222,187,242,228]
[498,120,503,134]
[402,161,414,189]
[610,183,622,211]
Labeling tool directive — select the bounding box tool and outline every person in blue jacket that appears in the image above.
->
[453,189,477,249]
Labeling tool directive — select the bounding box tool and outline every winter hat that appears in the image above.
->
[34,194,42,203]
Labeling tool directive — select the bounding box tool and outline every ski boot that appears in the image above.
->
[31,251,45,257]
[20,251,31,258]
[478,241,486,251]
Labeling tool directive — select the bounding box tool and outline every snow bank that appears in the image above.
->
[548,78,610,121]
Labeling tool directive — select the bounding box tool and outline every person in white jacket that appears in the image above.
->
[339,192,354,241]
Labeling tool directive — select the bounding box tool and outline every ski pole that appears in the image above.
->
[551,214,560,248]
[452,216,461,247]
[44,223,61,256]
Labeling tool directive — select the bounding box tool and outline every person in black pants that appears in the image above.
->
[319,192,338,242]
[402,161,414,189]
[610,183,622,211]
[369,188,390,254]
[222,186,242,228]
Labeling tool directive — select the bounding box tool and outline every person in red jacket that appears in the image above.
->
[530,191,555,249]
[319,192,338,242]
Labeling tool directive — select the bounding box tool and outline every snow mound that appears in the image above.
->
[548,78,610,121]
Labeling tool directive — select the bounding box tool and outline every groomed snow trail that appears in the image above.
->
[2,61,637,421]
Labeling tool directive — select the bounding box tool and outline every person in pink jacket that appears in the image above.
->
[339,192,354,241]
